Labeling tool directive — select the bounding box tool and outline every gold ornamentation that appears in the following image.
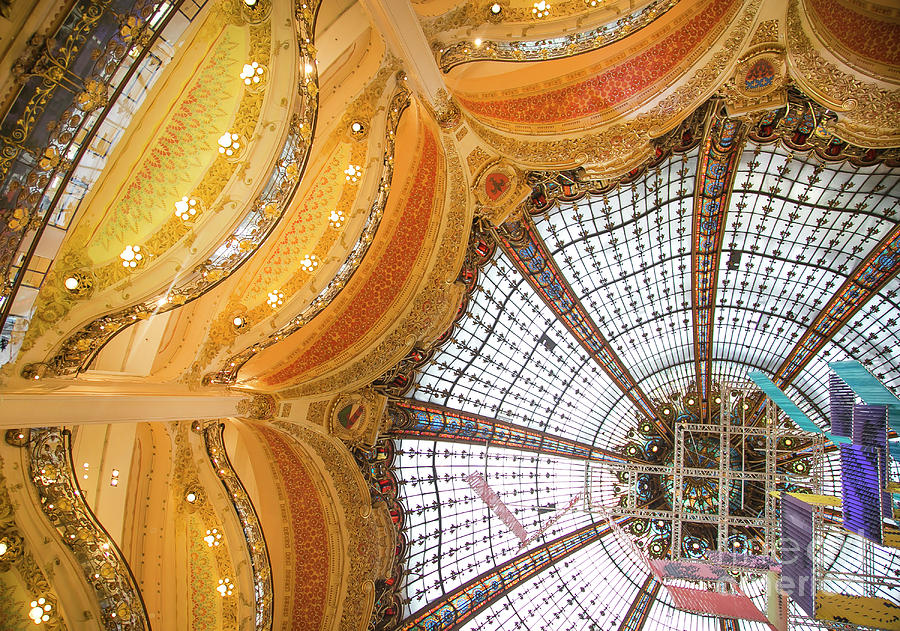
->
[749,19,779,46]
[306,400,329,426]
[0,460,69,630]
[422,0,641,39]
[236,393,277,420]
[26,3,320,377]
[171,423,238,630]
[23,429,148,629]
[801,0,900,82]
[436,0,679,72]
[328,388,387,447]
[466,146,492,174]
[203,422,273,630]
[721,49,788,115]
[472,159,532,225]
[786,0,900,146]
[269,421,396,629]
[434,88,462,130]
[204,76,412,385]
[281,140,470,398]
[466,0,762,177]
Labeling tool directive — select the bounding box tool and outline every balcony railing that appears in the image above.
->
[0,0,207,365]
[204,421,273,631]
[8,427,150,630]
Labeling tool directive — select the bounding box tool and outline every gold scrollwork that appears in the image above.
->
[466,0,762,176]
[785,0,900,146]
[22,429,146,629]
[204,77,413,386]
[282,141,470,398]
[436,0,679,72]
[26,1,320,378]
[203,422,273,631]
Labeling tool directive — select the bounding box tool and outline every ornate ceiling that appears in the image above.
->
[0,0,898,630]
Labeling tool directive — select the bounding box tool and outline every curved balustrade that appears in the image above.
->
[203,421,273,631]
[10,428,150,630]
[207,77,411,385]
[437,0,677,72]
[23,0,323,378]
[0,0,206,362]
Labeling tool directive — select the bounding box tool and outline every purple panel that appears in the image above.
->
[853,405,888,450]
[852,405,890,518]
[780,493,815,617]
[829,373,854,437]
[840,444,885,544]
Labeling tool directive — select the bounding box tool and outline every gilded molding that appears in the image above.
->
[786,0,900,146]
[280,137,470,398]
[0,0,171,338]
[468,0,762,175]
[748,19,779,46]
[173,423,239,630]
[269,421,396,630]
[326,388,387,448]
[18,9,271,348]
[436,0,679,72]
[23,428,149,629]
[802,0,900,81]
[237,394,278,420]
[0,0,113,183]
[421,0,634,38]
[203,422,273,631]
[204,77,412,386]
[454,0,742,136]
[188,58,401,381]
[0,461,68,631]
[23,1,323,379]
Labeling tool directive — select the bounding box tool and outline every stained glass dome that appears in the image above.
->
[373,96,900,631]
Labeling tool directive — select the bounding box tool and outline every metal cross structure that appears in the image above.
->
[586,381,824,560]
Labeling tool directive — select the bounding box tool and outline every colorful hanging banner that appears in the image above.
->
[748,371,851,446]
[465,472,529,543]
[815,591,900,629]
[840,443,887,544]
[665,584,770,622]
[780,493,816,617]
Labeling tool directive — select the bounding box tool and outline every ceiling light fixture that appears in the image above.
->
[217,577,234,596]
[174,196,200,221]
[217,132,241,157]
[266,290,284,309]
[532,1,550,18]
[120,245,143,268]
[344,164,362,183]
[28,598,51,624]
[300,254,319,272]
[204,528,222,547]
[240,61,264,85]
[329,210,345,228]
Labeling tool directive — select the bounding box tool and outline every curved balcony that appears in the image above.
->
[0,0,209,366]
[9,427,150,629]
